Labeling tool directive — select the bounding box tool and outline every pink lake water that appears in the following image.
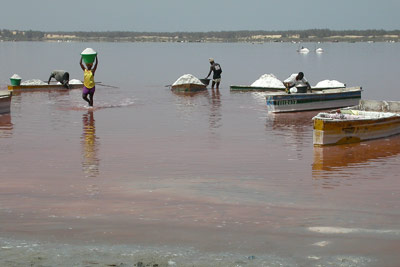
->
[0,42,400,266]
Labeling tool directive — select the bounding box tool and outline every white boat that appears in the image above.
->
[313,100,400,145]
[297,47,310,53]
[266,87,362,113]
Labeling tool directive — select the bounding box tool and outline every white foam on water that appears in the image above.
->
[309,226,400,235]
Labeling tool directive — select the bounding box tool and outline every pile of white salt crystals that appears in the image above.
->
[172,74,204,86]
[314,80,345,88]
[251,74,285,88]
[10,74,22,80]
[21,79,47,85]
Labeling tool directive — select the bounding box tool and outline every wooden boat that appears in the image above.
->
[313,100,400,146]
[230,85,345,92]
[0,90,12,114]
[171,83,207,92]
[266,86,362,113]
[8,83,82,91]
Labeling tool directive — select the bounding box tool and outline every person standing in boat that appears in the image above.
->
[48,70,70,89]
[80,55,98,107]
[206,58,222,90]
[283,72,311,94]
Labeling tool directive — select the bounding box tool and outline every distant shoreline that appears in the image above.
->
[1,29,399,43]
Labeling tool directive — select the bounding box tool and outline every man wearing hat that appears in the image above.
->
[206,58,222,90]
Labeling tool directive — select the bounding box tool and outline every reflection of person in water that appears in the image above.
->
[81,111,100,178]
[209,87,222,130]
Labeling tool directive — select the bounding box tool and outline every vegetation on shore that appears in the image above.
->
[1,29,399,43]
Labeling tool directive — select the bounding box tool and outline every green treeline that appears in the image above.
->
[1,29,400,42]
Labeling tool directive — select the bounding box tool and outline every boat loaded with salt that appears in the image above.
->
[230,74,346,92]
[313,99,400,145]
[8,79,83,91]
[170,74,209,92]
[266,86,362,113]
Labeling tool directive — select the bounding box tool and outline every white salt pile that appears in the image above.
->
[251,74,285,88]
[21,79,47,85]
[69,79,83,84]
[81,48,97,55]
[172,74,203,86]
[10,74,21,79]
[314,80,345,88]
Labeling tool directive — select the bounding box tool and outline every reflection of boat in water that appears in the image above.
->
[313,134,400,172]
[313,100,400,145]
[81,111,100,178]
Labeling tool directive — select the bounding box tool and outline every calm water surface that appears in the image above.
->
[0,42,400,265]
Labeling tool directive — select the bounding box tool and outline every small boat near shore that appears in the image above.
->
[170,76,209,92]
[313,99,400,145]
[171,83,207,92]
[0,90,12,114]
[266,86,362,113]
[8,83,82,92]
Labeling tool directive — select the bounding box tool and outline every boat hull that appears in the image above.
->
[171,83,207,92]
[313,100,400,145]
[266,87,362,113]
[0,91,12,114]
[8,83,82,91]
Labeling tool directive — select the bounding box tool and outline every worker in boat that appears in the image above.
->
[48,70,70,89]
[283,72,311,94]
[80,55,98,107]
[206,58,222,90]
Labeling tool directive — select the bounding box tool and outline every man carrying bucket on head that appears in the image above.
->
[80,54,98,107]
[206,58,222,90]
[48,70,70,89]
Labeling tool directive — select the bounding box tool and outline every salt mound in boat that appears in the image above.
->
[314,80,345,88]
[172,74,203,86]
[251,74,285,88]
[21,79,47,85]
[69,79,83,84]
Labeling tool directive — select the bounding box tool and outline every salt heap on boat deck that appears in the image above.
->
[314,80,345,89]
[251,74,285,88]
[171,74,206,92]
[172,74,203,86]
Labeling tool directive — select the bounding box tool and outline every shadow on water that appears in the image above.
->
[81,111,100,178]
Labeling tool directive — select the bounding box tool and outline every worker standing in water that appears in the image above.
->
[206,58,222,90]
[80,55,98,107]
